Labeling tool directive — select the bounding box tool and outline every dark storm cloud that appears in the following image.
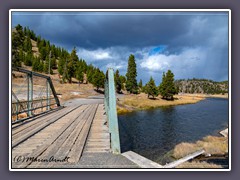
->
[12,12,197,49]
[12,11,229,83]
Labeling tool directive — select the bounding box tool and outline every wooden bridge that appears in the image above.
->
[11,68,140,169]
[11,68,204,169]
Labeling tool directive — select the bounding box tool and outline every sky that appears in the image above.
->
[12,11,229,84]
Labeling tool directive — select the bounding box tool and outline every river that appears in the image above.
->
[118,98,228,164]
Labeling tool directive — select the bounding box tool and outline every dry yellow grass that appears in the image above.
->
[116,106,133,115]
[172,135,228,159]
[172,142,202,159]
[12,104,57,121]
[53,81,99,103]
[12,68,101,104]
[125,93,204,108]
[196,136,228,155]
[182,93,228,99]
[176,161,222,168]
[12,113,28,121]
[117,93,204,114]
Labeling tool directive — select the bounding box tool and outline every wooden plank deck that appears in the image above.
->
[11,103,111,168]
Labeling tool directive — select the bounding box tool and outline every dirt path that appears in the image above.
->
[63,97,104,107]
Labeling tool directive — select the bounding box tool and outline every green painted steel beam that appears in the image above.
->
[106,68,121,154]
[46,80,50,110]
[27,73,33,116]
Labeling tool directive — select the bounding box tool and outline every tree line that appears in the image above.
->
[115,54,177,100]
[12,24,105,90]
[175,79,228,95]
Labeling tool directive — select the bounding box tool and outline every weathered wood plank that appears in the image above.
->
[87,138,110,142]
[86,141,110,146]
[88,133,110,139]
[43,105,97,168]
[50,105,95,160]
[68,104,98,163]
[27,105,92,167]
[84,149,110,153]
[13,105,89,168]
[12,105,81,148]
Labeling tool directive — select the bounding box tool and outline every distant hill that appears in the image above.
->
[175,79,228,94]
[11,24,105,89]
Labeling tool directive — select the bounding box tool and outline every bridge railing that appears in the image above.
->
[104,68,121,154]
[12,67,61,123]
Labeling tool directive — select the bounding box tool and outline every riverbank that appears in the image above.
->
[180,93,228,99]
[173,128,229,168]
[117,93,205,115]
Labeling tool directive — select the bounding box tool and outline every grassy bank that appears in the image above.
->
[173,133,228,168]
[173,136,228,159]
[181,93,228,99]
[117,93,205,115]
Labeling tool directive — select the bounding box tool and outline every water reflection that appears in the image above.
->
[118,98,228,164]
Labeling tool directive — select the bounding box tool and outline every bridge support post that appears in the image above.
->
[27,72,33,116]
[46,79,50,110]
[105,68,121,154]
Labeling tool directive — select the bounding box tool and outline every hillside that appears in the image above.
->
[175,79,228,95]
[11,24,105,103]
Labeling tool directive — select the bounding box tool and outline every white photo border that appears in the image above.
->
[9,9,231,172]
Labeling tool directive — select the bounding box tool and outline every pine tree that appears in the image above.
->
[51,56,57,69]
[24,51,33,66]
[23,36,32,52]
[45,41,51,56]
[12,50,21,67]
[125,54,138,94]
[119,75,126,90]
[159,70,177,100]
[15,24,24,46]
[138,79,143,92]
[79,59,88,73]
[86,64,95,83]
[58,57,65,75]
[145,76,159,99]
[38,60,44,72]
[12,24,24,52]
[40,47,47,61]
[19,49,24,63]
[66,47,79,83]
[37,35,41,46]
[114,69,122,93]
[32,57,40,72]
[76,61,84,85]
[93,69,105,91]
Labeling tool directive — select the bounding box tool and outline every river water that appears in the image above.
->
[118,98,228,164]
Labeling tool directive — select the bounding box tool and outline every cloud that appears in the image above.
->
[106,62,127,70]
[77,48,112,61]
[141,47,204,71]
[140,54,172,71]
